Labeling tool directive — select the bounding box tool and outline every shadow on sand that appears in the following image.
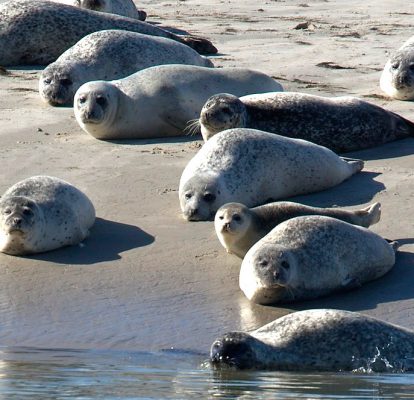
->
[30,217,154,265]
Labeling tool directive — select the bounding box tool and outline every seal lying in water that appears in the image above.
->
[239,215,398,304]
[179,128,363,221]
[0,176,95,255]
[0,0,216,66]
[380,36,414,100]
[214,201,381,258]
[210,309,414,372]
[40,30,213,106]
[198,92,414,152]
[73,66,282,139]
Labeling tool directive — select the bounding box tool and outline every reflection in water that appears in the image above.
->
[0,347,412,399]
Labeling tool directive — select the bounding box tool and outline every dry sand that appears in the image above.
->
[0,0,413,351]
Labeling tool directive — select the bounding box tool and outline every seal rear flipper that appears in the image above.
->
[385,239,400,253]
[355,202,381,227]
[391,111,414,138]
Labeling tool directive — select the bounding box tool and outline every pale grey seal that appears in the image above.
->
[0,176,95,255]
[215,201,381,258]
[0,0,216,66]
[210,309,414,372]
[239,215,398,304]
[179,129,363,221]
[73,65,283,139]
[380,36,414,100]
[198,92,414,152]
[40,30,213,106]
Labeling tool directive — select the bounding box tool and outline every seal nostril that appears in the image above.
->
[274,271,280,280]
[13,218,22,226]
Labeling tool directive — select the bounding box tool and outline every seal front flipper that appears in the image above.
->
[341,276,362,291]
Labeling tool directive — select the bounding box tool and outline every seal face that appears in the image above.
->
[179,128,364,221]
[380,37,414,100]
[0,0,216,66]
[199,92,414,152]
[73,65,283,140]
[0,176,95,255]
[239,215,397,304]
[210,309,414,372]
[39,30,214,106]
[214,201,381,258]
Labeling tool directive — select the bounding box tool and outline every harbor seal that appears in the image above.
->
[198,92,414,152]
[239,215,398,304]
[52,0,146,20]
[380,36,414,100]
[210,309,414,372]
[179,129,364,221]
[0,176,95,255]
[73,65,283,139]
[0,0,216,66]
[215,201,381,258]
[40,30,213,106]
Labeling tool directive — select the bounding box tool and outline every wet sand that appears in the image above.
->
[0,0,413,351]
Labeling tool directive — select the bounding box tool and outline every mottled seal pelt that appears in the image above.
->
[0,176,95,255]
[40,30,213,106]
[240,215,398,304]
[210,309,414,372]
[52,0,146,20]
[380,36,414,100]
[73,65,283,140]
[179,128,363,221]
[198,92,414,152]
[215,201,381,258]
[0,0,216,66]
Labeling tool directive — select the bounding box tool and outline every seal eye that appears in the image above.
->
[96,96,106,106]
[409,64,414,71]
[3,208,11,215]
[203,193,216,203]
[281,261,290,270]
[60,78,72,86]
[219,215,224,220]
[391,62,400,70]
[258,259,268,267]
[78,96,87,104]
[43,78,51,85]
[185,193,192,200]
[22,208,33,216]
[233,214,241,222]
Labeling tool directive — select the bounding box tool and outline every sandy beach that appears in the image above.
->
[0,0,413,352]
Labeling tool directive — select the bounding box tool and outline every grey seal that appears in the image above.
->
[215,201,381,258]
[198,92,414,152]
[40,30,213,106]
[73,65,283,139]
[179,129,364,221]
[210,309,414,372]
[0,176,95,255]
[240,215,398,304]
[0,0,216,66]
[380,36,414,100]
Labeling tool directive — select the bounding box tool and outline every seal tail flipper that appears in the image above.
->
[341,157,364,174]
[354,202,381,227]
[385,239,400,253]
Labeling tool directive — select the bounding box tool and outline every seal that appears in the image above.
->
[40,30,214,106]
[214,201,381,258]
[0,176,95,255]
[0,0,216,66]
[210,309,414,372]
[239,215,398,304]
[198,92,414,152]
[73,65,283,139]
[179,128,364,221]
[52,0,146,20]
[380,37,414,100]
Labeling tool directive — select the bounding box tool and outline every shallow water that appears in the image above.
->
[0,347,413,399]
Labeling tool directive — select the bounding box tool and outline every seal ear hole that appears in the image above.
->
[281,261,290,270]
[203,193,216,203]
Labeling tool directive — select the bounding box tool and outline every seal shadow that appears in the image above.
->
[289,247,414,312]
[30,217,154,265]
[289,171,385,208]
[107,135,200,146]
[343,137,414,161]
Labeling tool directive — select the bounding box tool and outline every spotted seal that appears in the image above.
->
[73,65,283,139]
[40,30,213,106]
[239,215,398,304]
[214,201,381,258]
[198,92,414,152]
[179,129,363,221]
[0,176,95,255]
[380,36,414,100]
[0,0,216,66]
[210,309,414,372]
